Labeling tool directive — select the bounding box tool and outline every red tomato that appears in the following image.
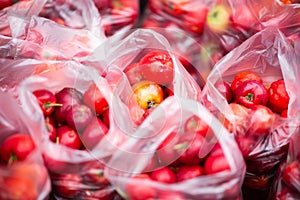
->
[235,80,269,108]
[124,62,143,85]
[158,191,185,200]
[56,126,82,150]
[33,89,61,116]
[162,0,190,16]
[184,115,209,137]
[1,163,48,200]
[176,133,205,165]
[0,134,36,165]
[215,81,233,103]
[231,71,263,94]
[220,103,248,135]
[204,154,230,174]
[0,0,13,10]
[126,174,157,200]
[268,79,290,113]
[139,51,174,86]
[83,83,109,115]
[282,161,300,192]
[176,165,204,182]
[182,2,208,34]
[246,105,275,136]
[150,167,176,184]
[281,109,288,118]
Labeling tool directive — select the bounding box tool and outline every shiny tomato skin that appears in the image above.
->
[231,71,263,94]
[2,163,48,200]
[268,79,290,113]
[176,165,204,182]
[33,89,58,115]
[0,134,36,164]
[56,126,82,150]
[221,103,248,135]
[150,167,176,184]
[83,83,109,115]
[204,154,230,174]
[282,161,300,192]
[235,80,268,108]
[162,0,190,16]
[139,51,174,86]
[126,174,157,200]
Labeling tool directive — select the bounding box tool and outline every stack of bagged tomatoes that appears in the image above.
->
[140,0,300,83]
[1,0,300,199]
[201,27,300,200]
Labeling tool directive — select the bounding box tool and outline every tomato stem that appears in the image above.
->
[245,93,254,101]
[147,100,157,109]
[8,153,17,166]
[44,102,63,110]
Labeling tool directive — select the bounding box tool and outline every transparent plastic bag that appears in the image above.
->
[93,0,139,37]
[0,90,51,200]
[1,59,132,199]
[85,28,202,126]
[105,97,246,200]
[0,15,106,62]
[140,0,300,85]
[37,0,103,37]
[275,31,300,200]
[201,27,299,200]
[0,0,45,36]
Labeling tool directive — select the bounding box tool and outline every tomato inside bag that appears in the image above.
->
[201,27,299,200]
[0,59,134,199]
[140,0,300,86]
[0,91,51,200]
[84,29,202,126]
[104,97,246,199]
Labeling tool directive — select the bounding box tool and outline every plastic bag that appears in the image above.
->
[104,97,246,199]
[2,59,132,199]
[201,27,299,200]
[93,0,139,36]
[0,90,51,200]
[85,28,202,126]
[7,15,105,62]
[0,0,45,36]
[140,0,300,85]
[275,32,300,200]
[140,1,222,86]
[37,0,103,37]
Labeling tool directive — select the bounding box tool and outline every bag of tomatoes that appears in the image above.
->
[141,0,300,78]
[12,60,132,199]
[35,0,104,37]
[275,35,300,200]
[85,28,202,126]
[201,27,299,200]
[140,0,225,85]
[93,0,139,37]
[104,97,246,199]
[4,14,105,62]
[0,90,51,200]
